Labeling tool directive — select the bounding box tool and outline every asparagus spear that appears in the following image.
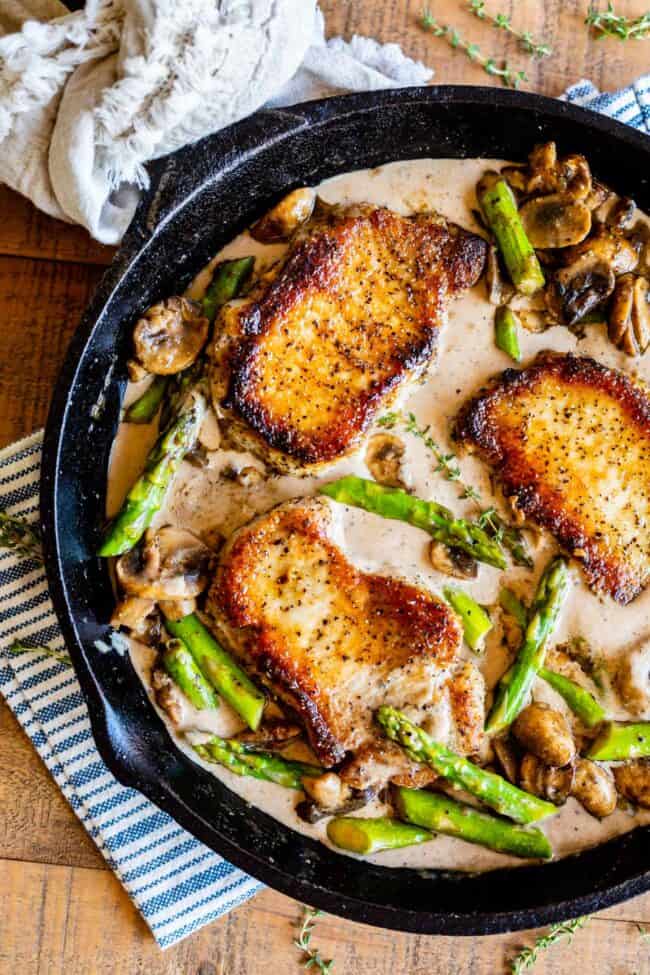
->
[165,614,265,730]
[327,816,432,854]
[162,639,219,711]
[495,306,522,362]
[499,587,528,628]
[539,667,606,728]
[443,587,492,653]
[486,557,570,734]
[587,722,650,761]
[478,174,545,295]
[194,736,321,789]
[124,375,168,424]
[376,706,556,824]
[320,477,506,570]
[98,390,207,557]
[395,788,552,860]
[200,256,254,322]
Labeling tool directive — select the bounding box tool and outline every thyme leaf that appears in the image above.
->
[510,916,589,973]
[419,9,527,88]
[8,640,71,665]
[293,907,334,974]
[469,1,552,57]
[0,511,43,562]
[586,3,650,39]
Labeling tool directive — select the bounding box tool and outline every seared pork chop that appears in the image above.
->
[455,352,650,604]
[210,203,487,473]
[206,497,485,786]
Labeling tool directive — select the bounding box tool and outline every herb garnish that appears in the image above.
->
[293,907,334,973]
[586,3,650,39]
[468,1,552,57]
[419,9,527,89]
[0,511,43,561]
[510,916,590,973]
[8,640,71,665]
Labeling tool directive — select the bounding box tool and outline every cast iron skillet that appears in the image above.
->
[42,86,650,935]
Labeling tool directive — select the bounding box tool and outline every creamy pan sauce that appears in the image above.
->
[110,159,650,872]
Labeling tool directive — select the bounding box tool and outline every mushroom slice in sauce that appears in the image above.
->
[429,541,478,580]
[571,758,617,818]
[519,194,592,250]
[607,197,637,232]
[249,187,316,243]
[116,527,212,601]
[132,297,209,375]
[513,703,576,768]
[613,760,650,808]
[236,721,303,750]
[519,753,574,805]
[492,736,519,784]
[152,667,185,726]
[615,639,650,716]
[608,274,650,357]
[365,433,408,489]
[485,244,515,305]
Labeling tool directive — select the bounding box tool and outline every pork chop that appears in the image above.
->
[210,203,487,473]
[206,497,484,785]
[454,352,650,604]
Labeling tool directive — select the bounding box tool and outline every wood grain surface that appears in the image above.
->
[1,2,650,972]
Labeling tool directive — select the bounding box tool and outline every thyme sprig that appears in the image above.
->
[419,9,527,88]
[468,0,552,57]
[293,907,334,974]
[510,916,589,973]
[8,640,71,665]
[0,511,43,562]
[637,922,650,942]
[586,3,650,39]
[378,411,532,567]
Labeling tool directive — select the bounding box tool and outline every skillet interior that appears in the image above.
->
[41,86,650,935]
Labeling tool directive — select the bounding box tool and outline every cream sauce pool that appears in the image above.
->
[109,159,650,872]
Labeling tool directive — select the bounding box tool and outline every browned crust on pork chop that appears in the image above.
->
[455,352,650,604]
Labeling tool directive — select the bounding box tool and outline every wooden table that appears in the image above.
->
[1,2,650,971]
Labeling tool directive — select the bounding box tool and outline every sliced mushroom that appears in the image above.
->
[152,667,184,726]
[116,527,212,601]
[519,753,574,805]
[500,164,528,195]
[608,274,650,357]
[526,143,592,201]
[302,771,352,811]
[613,760,650,808]
[250,187,316,243]
[492,736,519,784]
[126,358,150,382]
[159,597,197,621]
[571,758,617,818]
[520,194,592,250]
[296,786,376,824]
[236,721,302,750]
[429,541,478,580]
[607,197,636,231]
[365,433,408,489]
[513,703,576,767]
[546,251,616,326]
[132,297,209,375]
[110,595,155,632]
[615,639,650,717]
[584,178,613,212]
[485,244,515,305]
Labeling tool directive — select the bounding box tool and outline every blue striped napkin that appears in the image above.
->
[0,78,648,947]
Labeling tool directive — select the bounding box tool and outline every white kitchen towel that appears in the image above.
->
[0,1,432,242]
[0,78,648,947]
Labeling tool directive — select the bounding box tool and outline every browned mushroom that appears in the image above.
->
[519,752,575,805]
[235,721,303,750]
[159,597,197,621]
[365,433,408,489]
[520,194,592,249]
[607,197,636,231]
[615,639,650,716]
[571,758,617,818]
[608,274,650,357]
[110,595,156,632]
[116,527,212,602]
[429,541,478,580]
[492,736,519,784]
[250,187,316,243]
[613,760,650,808]
[526,143,592,201]
[512,703,576,767]
[126,358,150,382]
[584,178,613,212]
[485,244,515,305]
[132,297,209,375]
[152,667,184,726]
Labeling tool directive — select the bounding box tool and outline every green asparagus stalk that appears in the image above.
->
[98,391,207,557]
[486,557,570,734]
[499,587,528,628]
[194,736,321,789]
[587,722,650,761]
[327,816,432,854]
[376,706,556,824]
[494,306,522,361]
[165,614,265,730]
[200,256,254,322]
[478,175,545,295]
[320,477,506,570]
[162,639,219,711]
[395,788,552,860]
[443,587,493,653]
[124,375,169,424]
[539,667,606,728]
